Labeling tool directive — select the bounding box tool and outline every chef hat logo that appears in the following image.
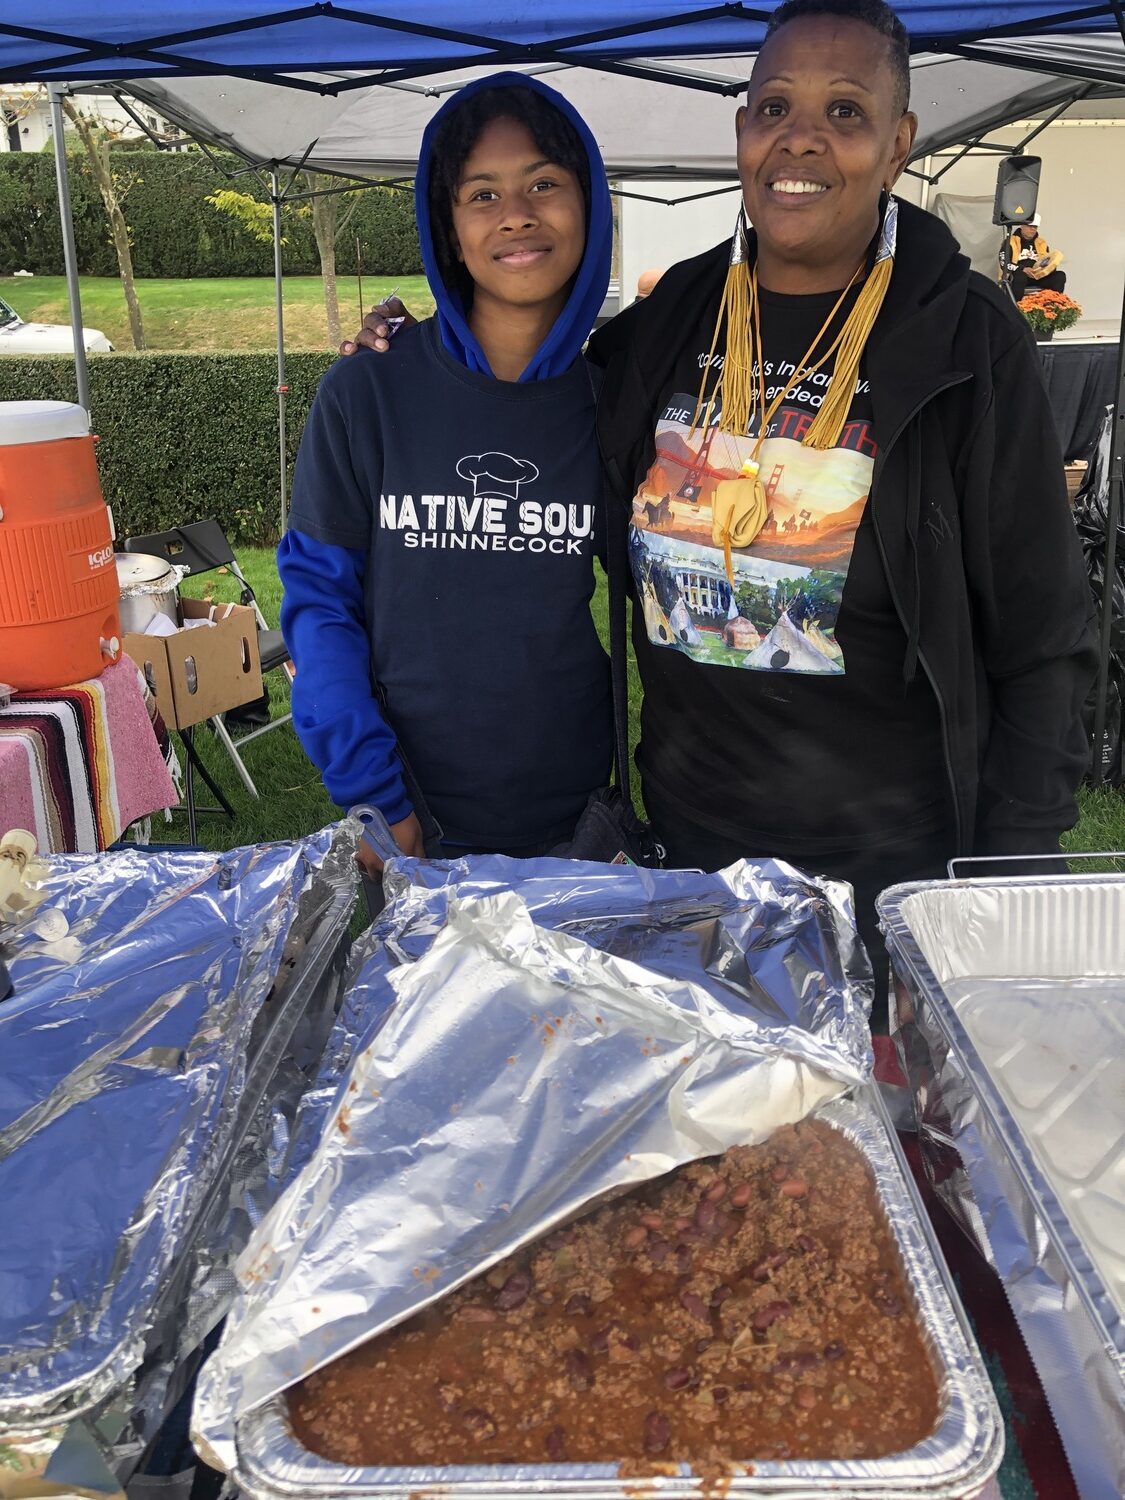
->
[456,451,540,502]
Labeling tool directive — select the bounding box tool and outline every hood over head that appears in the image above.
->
[415,71,612,383]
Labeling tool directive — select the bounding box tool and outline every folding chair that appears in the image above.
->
[125,519,293,799]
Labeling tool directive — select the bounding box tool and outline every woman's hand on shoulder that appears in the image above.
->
[340,297,416,356]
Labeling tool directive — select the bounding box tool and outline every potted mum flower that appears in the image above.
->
[1017,287,1083,341]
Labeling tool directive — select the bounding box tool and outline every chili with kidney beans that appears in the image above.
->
[289,1118,938,1470]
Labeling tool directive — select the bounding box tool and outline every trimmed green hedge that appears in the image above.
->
[0,149,422,278]
[0,352,334,544]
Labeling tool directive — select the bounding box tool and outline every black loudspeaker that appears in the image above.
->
[992,154,1041,226]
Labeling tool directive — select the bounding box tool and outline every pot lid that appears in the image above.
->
[115,551,176,588]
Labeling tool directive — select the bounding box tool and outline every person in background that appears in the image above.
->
[347,0,1095,1025]
[280,74,613,888]
[1005,218,1067,301]
[634,268,666,300]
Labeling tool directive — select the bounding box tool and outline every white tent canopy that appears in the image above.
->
[51,27,1125,535]
[69,32,1125,184]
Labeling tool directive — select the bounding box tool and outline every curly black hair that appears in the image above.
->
[764,0,911,116]
[426,86,592,306]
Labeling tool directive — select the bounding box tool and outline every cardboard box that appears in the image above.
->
[1065,460,1087,505]
[122,600,263,730]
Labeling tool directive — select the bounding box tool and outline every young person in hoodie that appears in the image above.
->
[349,0,1095,1020]
[279,75,614,878]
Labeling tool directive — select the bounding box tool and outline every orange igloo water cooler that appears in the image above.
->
[0,401,121,691]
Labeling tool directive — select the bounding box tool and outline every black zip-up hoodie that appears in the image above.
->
[588,198,1097,858]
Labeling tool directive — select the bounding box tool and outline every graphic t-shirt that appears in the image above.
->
[1012,234,1048,267]
[288,317,612,848]
[631,284,949,853]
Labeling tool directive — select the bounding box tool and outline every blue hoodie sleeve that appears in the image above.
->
[278,528,412,825]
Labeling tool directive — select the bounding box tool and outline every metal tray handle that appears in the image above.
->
[946,850,1125,878]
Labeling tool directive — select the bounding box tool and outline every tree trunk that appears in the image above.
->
[62,99,146,350]
[319,233,341,349]
[310,183,341,348]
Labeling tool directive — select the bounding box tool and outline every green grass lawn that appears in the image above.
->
[0,274,436,352]
[160,548,1125,864]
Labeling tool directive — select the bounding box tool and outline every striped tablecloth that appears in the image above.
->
[0,655,178,853]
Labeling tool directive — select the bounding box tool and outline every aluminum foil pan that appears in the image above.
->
[879,875,1125,1500]
[283,851,875,1182]
[227,1087,1002,1500]
[193,855,959,1483]
[0,825,357,1439]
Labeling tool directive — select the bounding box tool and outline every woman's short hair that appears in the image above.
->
[427,87,592,305]
[765,0,911,116]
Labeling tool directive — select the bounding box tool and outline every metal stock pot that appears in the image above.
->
[115,551,184,633]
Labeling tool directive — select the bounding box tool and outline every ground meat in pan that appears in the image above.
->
[288,1118,939,1469]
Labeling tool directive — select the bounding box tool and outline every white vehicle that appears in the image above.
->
[0,296,113,354]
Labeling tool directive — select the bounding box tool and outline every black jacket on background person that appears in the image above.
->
[588,198,1097,861]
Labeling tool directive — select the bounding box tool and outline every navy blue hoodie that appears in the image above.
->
[279,73,613,847]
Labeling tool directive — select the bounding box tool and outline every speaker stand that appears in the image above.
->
[998,231,1020,309]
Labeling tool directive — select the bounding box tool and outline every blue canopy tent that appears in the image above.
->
[5,0,1124,788]
[4,1,1125,86]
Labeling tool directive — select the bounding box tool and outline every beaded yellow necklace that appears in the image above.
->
[692,198,897,582]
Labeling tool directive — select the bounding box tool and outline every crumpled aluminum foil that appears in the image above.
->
[0,826,356,1441]
[194,852,874,1474]
[284,850,873,1178]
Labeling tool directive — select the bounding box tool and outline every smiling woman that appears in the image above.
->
[737,0,913,295]
[587,0,1097,1026]
[443,118,586,381]
[419,85,601,384]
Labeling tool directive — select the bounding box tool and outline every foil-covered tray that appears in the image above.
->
[193,858,877,1473]
[228,1087,1001,1500]
[0,827,356,1451]
[879,875,1125,1500]
[283,850,876,1182]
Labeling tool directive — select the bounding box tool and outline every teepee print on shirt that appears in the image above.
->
[630,381,875,675]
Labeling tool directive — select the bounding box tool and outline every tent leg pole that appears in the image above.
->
[273,170,288,536]
[1089,266,1125,787]
[918,156,933,215]
[48,84,90,414]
